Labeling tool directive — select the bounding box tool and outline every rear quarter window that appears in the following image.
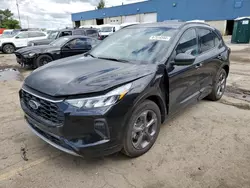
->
[197,28,221,53]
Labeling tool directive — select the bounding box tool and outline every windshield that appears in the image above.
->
[50,37,70,46]
[90,27,177,63]
[47,31,59,39]
[100,27,113,32]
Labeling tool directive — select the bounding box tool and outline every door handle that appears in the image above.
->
[217,55,223,60]
[195,63,203,69]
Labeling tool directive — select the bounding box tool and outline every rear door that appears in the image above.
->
[61,38,91,58]
[168,28,202,114]
[196,27,227,99]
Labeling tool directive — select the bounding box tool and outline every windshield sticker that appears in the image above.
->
[149,36,171,41]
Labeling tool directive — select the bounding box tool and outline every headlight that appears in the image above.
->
[66,83,132,109]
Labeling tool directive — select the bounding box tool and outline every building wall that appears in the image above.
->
[72,0,250,22]
[206,20,227,35]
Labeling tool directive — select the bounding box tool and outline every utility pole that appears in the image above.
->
[27,16,29,28]
[16,0,21,28]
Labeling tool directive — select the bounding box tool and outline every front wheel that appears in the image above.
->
[122,100,161,157]
[2,44,15,54]
[207,69,227,101]
[35,55,53,68]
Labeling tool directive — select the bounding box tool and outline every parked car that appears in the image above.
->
[15,36,99,68]
[0,31,47,54]
[98,24,121,40]
[19,21,230,158]
[28,28,99,46]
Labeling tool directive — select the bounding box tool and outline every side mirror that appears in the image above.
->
[173,53,196,66]
[15,36,20,39]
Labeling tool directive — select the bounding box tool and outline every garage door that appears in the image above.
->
[124,15,137,23]
[143,13,157,23]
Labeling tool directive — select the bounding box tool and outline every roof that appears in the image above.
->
[126,21,210,29]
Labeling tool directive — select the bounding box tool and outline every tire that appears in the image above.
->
[2,44,15,54]
[35,55,53,68]
[122,100,161,157]
[207,69,227,101]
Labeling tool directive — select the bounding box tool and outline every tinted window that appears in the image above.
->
[86,30,97,35]
[67,38,89,49]
[16,32,28,39]
[28,32,46,38]
[73,30,83,35]
[197,28,220,53]
[176,28,198,56]
[59,31,72,37]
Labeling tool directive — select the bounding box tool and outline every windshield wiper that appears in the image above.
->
[97,57,129,63]
[85,53,96,58]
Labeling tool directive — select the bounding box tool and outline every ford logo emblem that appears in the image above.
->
[28,100,40,110]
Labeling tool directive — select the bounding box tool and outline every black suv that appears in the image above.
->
[28,28,99,46]
[20,22,230,157]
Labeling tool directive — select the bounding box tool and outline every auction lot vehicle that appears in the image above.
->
[98,24,121,40]
[0,31,47,54]
[28,28,99,46]
[15,36,99,68]
[19,22,230,157]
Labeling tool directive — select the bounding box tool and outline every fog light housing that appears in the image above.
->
[94,119,109,139]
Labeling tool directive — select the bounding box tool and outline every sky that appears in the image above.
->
[0,0,145,29]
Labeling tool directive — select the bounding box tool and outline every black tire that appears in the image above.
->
[122,100,161,157]
[2,44,15,54]
[207,69,227,101]
[35,55,53,68]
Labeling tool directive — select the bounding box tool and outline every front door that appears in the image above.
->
[14,32,28,48]
[61,38,91,58]
[167,28,202,114]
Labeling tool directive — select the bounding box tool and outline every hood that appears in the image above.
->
[31,38,54,45]
[24,56,156,96]
[15,45,60,54]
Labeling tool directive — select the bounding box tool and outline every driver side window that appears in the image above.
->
[16,32,28,39]
[176,28,198,56]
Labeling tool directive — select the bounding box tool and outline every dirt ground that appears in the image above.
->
[0,42,250,188]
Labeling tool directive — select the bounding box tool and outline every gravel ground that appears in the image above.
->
[0,43,250,188]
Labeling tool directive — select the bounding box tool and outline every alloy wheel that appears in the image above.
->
[216,71,227,97]
[132,110,158,150]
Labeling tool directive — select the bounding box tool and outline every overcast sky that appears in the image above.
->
[0,0,145,29]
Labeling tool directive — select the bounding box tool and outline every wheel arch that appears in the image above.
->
[222,64,229,77]
[2,42,16,49]
[145,95,167,123]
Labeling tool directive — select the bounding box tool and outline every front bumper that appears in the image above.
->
[15,53,35,66]
[20,86,132,157]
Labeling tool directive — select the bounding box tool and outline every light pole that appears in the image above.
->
[16,0,21,27]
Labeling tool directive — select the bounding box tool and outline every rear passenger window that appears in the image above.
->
[28,32,46,38]
[176,28,198,56]
[73,30,83,35]
[197,28,221,53]
[59,31,72,37]
[86,30,97,35]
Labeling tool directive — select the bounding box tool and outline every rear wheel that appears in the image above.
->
[122,100,161,157]
[2,44,15,54]
[207,69,227,101]
[35,55,53,68]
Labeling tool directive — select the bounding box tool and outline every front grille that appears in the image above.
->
[21,90,64,125]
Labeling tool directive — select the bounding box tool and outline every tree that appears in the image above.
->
[97,0,105,9]
[0,9,20,29]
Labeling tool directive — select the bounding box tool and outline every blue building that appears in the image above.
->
[71,0,250,35]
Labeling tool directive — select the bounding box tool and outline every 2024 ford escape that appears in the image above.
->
[19,22,230,157]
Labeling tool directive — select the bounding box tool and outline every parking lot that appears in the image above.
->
[0,41,250,188]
